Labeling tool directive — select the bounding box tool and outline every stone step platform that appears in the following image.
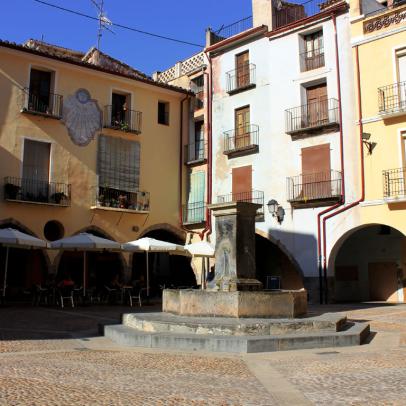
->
[104,322,370,354]
[122,312,348,336]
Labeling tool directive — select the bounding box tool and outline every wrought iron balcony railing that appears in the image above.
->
[103,106,142,134]
[383,167,406,198]
[93,186,150,212]
[285,98,339,135]
[182,202,207,225]
[184,141,208,164]
[20,88,63,119]
[4,176,71,206]
[217,190,264,218]
[211,16,253,45]
[378,81,406,115]
[226,63,256,94]
[194,90,204,111]
[287,170,342,204]
[300,48,325,72]
[223,124,259,155]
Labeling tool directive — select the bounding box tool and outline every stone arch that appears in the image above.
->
[140,223,186,243]
[330,223,406,303]
[255,228,304,279]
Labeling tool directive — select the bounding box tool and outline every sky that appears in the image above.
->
[1,0,253,75]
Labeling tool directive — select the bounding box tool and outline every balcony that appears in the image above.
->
[226,64,256,95]
[210,16,253,45]
[285,98,339,137]
[300,48,325,72]
[287,170,342,207]
[184,142,208,165]
[378,82,406,118]
[383,167,406,202]
[91,186,150,213]
[4,177,71,207]
[194,90,204,111]
[223,124,259,157]
[182,202,207,225]
[20,88,63,119]
[217,190,264,220]
[103,106,142,134]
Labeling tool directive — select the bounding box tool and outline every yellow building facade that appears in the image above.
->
[328,0,406,303]
[0,40,196,294]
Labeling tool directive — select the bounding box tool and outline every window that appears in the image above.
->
[236,51,250,89]
[302,31,324,71]
[28,68,53,114]
[98,135,140,192]
[186,171,206,223]
[194,122,205,161]
[22,139,51,182]
[158,101,169,125]
[111,92,129,127]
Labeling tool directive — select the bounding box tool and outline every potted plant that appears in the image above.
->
[4,183,20,200]
[51,192,67,204]
[118,194,128,209]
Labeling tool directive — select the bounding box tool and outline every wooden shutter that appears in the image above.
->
[187,171,205,222]
[98,135,140,191]
[235,106,250,149]
[306,83,328,125]
[232,165,252,201]
[22,139,50,181]
[301,144,331,199]
[236,51,249,88]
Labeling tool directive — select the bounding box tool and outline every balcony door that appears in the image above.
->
[304,31,323,71]
[194,122,204,161]
[305,83,328,127]
[397,52,406,110]
[111,93,128,127]
[301,144,331,200]
[235,106,250,149]
[187,171,205,223]
[232,165,252,202]
[22,139,51,200]
[236,51,249,89]
[29,69,51,114]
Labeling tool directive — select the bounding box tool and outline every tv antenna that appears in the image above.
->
[91,0,114,50]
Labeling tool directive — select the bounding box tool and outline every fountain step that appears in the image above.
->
[122,312,348,336]
[104,322,370,353]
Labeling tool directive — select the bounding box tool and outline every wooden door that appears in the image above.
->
[187,171,205,223]
[236,51,249,89]
[368,262,399,302]
[232,166,252,202]
[397,53,406,109]
[235,106,250,149]
[301,144,331,200]
[306,83,328,126]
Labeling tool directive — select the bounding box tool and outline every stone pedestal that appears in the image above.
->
[207,202,263,291]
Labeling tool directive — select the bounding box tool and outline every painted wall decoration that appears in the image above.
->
[62,89,102,146]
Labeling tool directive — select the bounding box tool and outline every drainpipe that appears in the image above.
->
[321,44,366,303]
[316,13,345,303]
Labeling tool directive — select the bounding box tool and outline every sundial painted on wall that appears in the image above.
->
[62,89,102,146]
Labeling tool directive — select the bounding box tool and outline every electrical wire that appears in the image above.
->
[32,0,204,48]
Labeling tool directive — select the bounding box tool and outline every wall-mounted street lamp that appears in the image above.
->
[362,132,377,154]
[267,199,285,224]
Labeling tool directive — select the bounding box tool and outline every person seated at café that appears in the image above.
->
[109,273,122,289]
[57,272,75,288]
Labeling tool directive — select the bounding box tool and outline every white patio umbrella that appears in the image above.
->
[184,241,215,290]
[50,233,121,297]
[122,237,186,297]
[0,228,48,297]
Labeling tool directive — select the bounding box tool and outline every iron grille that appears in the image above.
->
[20,88,63,118]
[223,124,259,153]
[383,167,406,198]
[4,176,71,206]
[378,82,406,114]
[274,0,326,29]
[217,190,264,217]
[104,105,142,134]
[182,202,206,224]
[93,186,150,212]
[184,142,208,164]
[226,63,256,93]
[212,16,253,44]
[300,48,325,72]
[287,170,342,203]
[285,98,339,134]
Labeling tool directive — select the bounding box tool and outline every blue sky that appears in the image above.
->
[1,0,252,75]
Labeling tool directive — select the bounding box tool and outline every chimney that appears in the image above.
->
[252,0,273,29]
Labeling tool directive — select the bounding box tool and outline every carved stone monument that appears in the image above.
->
[163,201,307,318]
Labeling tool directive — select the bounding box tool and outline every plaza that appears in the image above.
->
[0,303,405,405]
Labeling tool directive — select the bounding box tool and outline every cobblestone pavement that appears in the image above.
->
[0,303,405,405]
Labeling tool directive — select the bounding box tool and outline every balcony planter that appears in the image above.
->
[51,192,67,204]
[4,183,20,200]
